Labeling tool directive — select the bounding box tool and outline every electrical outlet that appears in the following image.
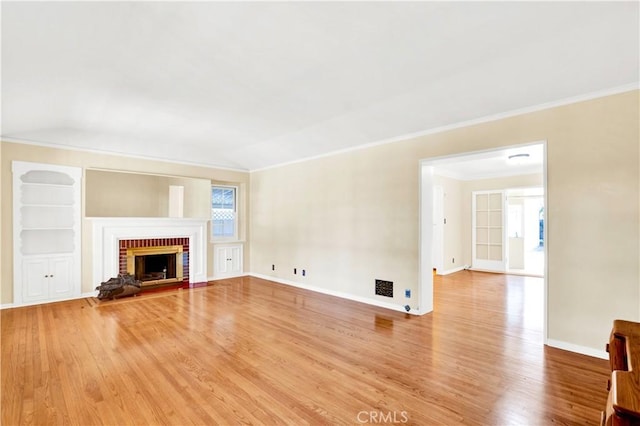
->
[302,269,306,276]
[294,268,297,274]
[452,257,455,263]
[405,289,411,298]
[272,264,275,271]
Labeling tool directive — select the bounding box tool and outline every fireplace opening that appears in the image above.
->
[126,245,184,287]
[136,254,176,282]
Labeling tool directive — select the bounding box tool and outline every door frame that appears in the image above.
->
[418,141,548,344]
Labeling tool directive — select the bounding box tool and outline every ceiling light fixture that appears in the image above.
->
[508,153,530,161]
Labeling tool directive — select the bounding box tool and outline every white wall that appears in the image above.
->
[250,90,639,353]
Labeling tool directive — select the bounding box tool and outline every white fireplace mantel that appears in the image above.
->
[90,217,208,285]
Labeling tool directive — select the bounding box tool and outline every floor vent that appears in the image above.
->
[375,279,393,297]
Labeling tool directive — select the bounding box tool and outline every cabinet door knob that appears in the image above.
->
[44,275,49,278]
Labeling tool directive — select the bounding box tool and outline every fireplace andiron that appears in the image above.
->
[95,273,141,300]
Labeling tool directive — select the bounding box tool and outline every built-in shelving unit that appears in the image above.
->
[12,162,82,305]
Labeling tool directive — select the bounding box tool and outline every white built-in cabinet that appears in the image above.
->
[12,161,82,305]
[214,244,243,278]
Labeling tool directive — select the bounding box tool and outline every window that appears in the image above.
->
[211,186,237,240]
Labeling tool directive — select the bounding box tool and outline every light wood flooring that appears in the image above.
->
[2,271,610,425]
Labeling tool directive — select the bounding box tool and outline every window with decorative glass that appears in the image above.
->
[211,186,237,240]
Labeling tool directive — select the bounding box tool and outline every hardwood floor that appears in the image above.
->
[2,271,609,425]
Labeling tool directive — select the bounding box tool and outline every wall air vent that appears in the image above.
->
[375,279,394,298]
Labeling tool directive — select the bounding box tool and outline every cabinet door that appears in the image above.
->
[215,246,231,275]
[49,257,74,299]
[228,246,242,274]
[214,245,243,277]
[22,258,50,303]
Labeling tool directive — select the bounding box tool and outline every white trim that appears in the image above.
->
[546,339,608,360]
[1,137,249,172]
[89,217,208,285]
[542,142,549,346]
[420,140,549,349]
[249,273,425,316]
[210,184,239,242]
[469,267,543,278]
[3,85,636,174]
[251,84,639,173]
[504,270,544,278]
[418,164,435,314]
[208,273,245,281]
[0,291,97,310]
[436,266,466,276]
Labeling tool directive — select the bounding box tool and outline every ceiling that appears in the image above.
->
[1,2,638,171]
[431,143,544,181]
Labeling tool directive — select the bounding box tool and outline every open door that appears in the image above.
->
[432,185,444,275]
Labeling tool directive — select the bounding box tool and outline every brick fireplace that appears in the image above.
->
[119,238,189,286]
[90,217,208,289]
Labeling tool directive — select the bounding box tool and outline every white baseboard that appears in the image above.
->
[248,272,423,315]
[1,278,247,309]
[546,338,608,360]
[208,273,246,281]
[468,267,505,274]
[436,266,466,276]
[1,291,97,310]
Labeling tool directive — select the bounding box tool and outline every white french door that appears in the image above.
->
[472,190,506,272]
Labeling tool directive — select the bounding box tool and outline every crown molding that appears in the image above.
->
[0,137,250,173]
[251,83,639,173]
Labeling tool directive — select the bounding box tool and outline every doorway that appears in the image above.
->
[506,187,544,276]
[419,141,547,340]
